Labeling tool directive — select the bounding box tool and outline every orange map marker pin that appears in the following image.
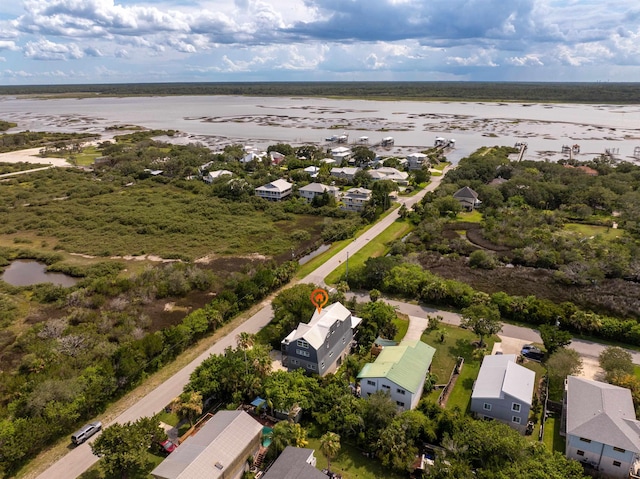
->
[310,288,329,314]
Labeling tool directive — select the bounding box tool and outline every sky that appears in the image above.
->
[0,0,639,85]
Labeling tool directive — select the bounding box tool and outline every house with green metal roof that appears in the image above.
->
[357,340,436,411]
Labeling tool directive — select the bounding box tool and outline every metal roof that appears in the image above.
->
[471,354,535,405]
[262,447,327,479]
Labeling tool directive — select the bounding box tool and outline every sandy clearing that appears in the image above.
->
[0,147,72,167]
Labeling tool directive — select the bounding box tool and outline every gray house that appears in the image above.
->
[262,446,326,479]
[453,186,481,210]
[281,302,361,377]
[470,354,535,433]
[564,376,640,478]
[151,410,262,479]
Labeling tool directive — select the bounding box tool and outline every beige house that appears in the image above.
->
[298,182,340,203]
[341,187,372,212]
[255,179,293,201]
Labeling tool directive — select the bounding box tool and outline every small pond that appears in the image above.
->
[1,260,78,287]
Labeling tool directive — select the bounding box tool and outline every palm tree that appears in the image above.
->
[236,332,255,375]
[171,391,202,426]
[320,432,341,473]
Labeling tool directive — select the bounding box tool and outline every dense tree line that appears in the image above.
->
[1,82,638,104]
[0,131,97,153]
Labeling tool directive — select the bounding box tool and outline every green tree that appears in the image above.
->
[351,146,376,166]
[547,348,582,399]
[460,303,502,347]
[171,391,203,427]
[539,324,572,355]
[269,421,308,457]
[319,432,341,473]
[91,418,162,479]
[599,346,634,381]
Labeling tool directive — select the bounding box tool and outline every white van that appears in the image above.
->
[71,421,102,445]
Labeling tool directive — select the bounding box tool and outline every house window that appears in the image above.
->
[577,450,585,456]
[291,359,298,365]
[296,340,309,348]
[309,364,316,370]
[397,388,405,395]
[512,416,521,424]
[329,351,334,357]
[483,403,492,411]
[396,401,405,407]
[367,380,375,386]
[613,447,626,453]
[321,361,325,369]
[511,403,521,412]
[579,437,592,443]
[613,461,621,467]
[296,349,310,357]
[382,384,390,389]
[342,337,346,344]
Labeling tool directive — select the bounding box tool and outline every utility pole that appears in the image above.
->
[345,251,349,282]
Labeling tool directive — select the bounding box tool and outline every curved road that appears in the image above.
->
[34,171,449,478]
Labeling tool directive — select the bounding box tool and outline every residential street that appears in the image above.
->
[34,173,448,478]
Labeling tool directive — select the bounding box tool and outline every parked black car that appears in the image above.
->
[521,344,544,361]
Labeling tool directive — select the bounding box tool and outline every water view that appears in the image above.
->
[0,95,638,164]
[1,260,78,287]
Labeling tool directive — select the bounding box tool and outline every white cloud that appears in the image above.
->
[506,54,543,66]
[24,38,84,60]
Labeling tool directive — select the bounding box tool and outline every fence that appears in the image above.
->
[438,356,464,406]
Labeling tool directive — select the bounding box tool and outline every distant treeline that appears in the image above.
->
[1,81,639,103]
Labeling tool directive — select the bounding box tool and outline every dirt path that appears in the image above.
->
[0,147,71,167]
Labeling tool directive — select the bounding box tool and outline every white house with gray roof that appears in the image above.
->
[341,187,372,212]
[564,376,640,478]
[281,302,361,377]
[298,183,340,203]
[151,410,262,479]
[470,354,535,433]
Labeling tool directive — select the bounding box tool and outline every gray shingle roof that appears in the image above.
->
[566,376,640,453]
[262,447,327,479]
[471,354,535,405]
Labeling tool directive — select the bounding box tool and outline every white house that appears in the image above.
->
[298,183,340,203]
[358,340,436,411]
[330,167,360,182]
[341,187,372,212]
[406,152,428,170]
[151,411,262,479]
[470,354,535,433]
[369,167,409,184]
[255,179,293,201]
[303,166,321,178]
[203,170,233,184]
[331,146,352,165]
[564,376,640,478]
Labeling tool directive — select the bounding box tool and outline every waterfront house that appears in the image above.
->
[358,340,436,411]
[281,302,361,377]
[369,167,409,185]
[406,152,429,170]
[470,354,534,433]
[341,187,372,212]
[563,376,640,478]
[151,411,262,479]
[255,179,293,201]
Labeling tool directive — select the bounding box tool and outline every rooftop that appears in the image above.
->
[472,354,535,405]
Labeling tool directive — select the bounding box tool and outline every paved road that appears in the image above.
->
[0,166,54,178]
[35,173,449,478]
[348,291,640,364]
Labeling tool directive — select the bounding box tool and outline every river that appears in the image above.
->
[0,95,638,164]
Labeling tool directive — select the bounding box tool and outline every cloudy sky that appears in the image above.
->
[0,0,638,84]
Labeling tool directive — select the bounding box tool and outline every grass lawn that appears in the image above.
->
[306,438,405,479]
[543,416,565,453]
[393,315,409,341]
[564,222,623,240]
[325,219,413,284]
[156,411,180,427]
[69,146,102,166]
[454,210,483,223]
[421,325,497,412]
